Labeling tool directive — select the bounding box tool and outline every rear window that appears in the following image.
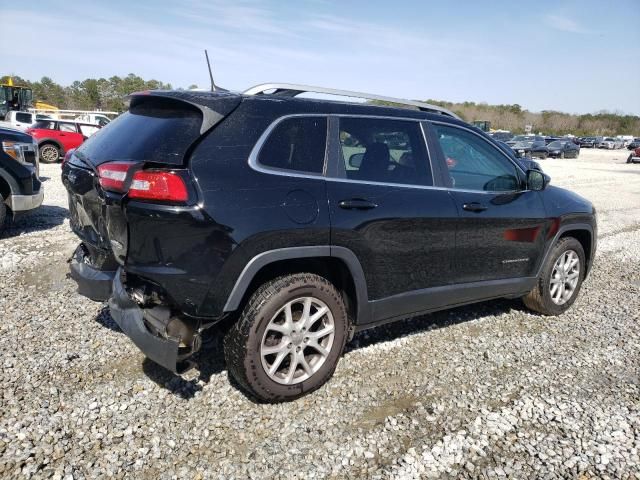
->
[257,117,327,174]
[76,98,202,165]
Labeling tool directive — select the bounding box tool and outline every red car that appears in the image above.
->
[628,147,640,164]
[27,120,101,164]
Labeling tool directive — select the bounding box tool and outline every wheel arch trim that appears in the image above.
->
[537,222,595,278]
[223,246,369,321]
[0,169,20,199]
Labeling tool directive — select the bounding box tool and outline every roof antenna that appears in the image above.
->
[205,49,217,92]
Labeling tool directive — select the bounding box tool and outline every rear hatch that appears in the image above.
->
[61,91,241,265]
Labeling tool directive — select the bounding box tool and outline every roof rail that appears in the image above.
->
[243,83,459,119]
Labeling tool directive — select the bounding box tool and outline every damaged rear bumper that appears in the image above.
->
[68,246,195,373]
[108,272,182,373]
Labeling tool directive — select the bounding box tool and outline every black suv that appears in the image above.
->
[63,84,597,402]
[0,127,43,233]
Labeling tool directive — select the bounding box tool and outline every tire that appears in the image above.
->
[39,143,60,163]
[224,273,349,402]
[523,237,586,316]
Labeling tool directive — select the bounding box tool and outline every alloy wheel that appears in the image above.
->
[260,296,335,385]
[549,250,580,305]
[40,145,58,163]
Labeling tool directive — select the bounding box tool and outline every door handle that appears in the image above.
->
[338,199,378,210]
[462,202,487,213]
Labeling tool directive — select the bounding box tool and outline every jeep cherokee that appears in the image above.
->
[62,84,597,402]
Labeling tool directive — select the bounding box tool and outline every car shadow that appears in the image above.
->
[2,205,67,238]
[113,297,529,402]
[94,305,122,333]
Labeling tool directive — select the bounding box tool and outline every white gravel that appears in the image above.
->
[0,148,638,479]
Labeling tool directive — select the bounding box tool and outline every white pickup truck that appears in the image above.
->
[0,111,53,131]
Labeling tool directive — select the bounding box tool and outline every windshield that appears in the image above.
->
[511,135,532,142]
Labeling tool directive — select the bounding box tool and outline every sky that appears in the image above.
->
[2,0,639,115]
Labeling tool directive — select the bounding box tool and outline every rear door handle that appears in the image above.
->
[338,199,378,210]
[462,202,487,213]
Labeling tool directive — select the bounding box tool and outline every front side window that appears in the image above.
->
[258,117,327,174]
[337,117,432,186]
[433,124,520,192]
[32,120,56,130]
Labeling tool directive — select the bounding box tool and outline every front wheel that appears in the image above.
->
[224,273,349,402]
[523,237,586,315]
[39,143,60,163]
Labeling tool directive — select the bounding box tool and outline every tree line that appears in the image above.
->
[424,100,639,137]
[1,74,186,113]
[3,74,638,136]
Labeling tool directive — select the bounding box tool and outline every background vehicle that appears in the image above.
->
[0,80,33,118]
[627,147,640,164]
[507,135,549,158]
[63,84,596,402]
[27,120,100,163]
[547,140,580,158]
[472,120,491,132]
[75,113,111,127]
[0,127,43,233]
[489,131,513,142]
[0,111,53,131]
[599,137,617,149]
[627,138,640,150]
[579,136,599,148]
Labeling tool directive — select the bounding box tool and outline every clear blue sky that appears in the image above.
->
[2,0,639,115]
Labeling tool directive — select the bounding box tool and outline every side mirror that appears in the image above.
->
[349,152,364,169]
[527,169,550,191]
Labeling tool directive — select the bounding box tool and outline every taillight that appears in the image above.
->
[97,161,134,192]
[97,162,190,203]
[128,170,188,202]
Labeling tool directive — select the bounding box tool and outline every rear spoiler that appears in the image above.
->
[127,90,241,134]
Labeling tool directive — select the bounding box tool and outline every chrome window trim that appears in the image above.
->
[249,114,329,179]
[248,114,531,195]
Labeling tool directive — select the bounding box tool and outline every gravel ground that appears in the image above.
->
[0,148,638,479]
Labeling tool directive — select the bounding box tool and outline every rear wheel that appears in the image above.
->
[39,143,60,163]
[224,273,349,402]
[523,237,585,315]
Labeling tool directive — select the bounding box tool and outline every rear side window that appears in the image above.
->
[16,112,32,123]
[76,98,202,165]
[257,117,327,174]
[59,123,77,133]
[337,117,432,186]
